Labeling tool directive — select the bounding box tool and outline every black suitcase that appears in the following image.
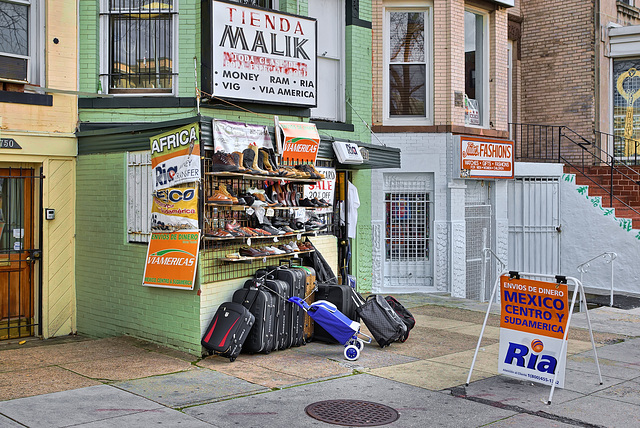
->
[273,266,306,347]
[353,293,407,348]
[232,280,277,354]
[201,302,255,361]
[260,277,290,350]
[313,283,359,343]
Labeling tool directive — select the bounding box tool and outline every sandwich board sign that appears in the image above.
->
[467,271,602,404]
[498,275,568,387]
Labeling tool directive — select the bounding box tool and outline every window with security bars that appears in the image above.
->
[384,192,430,261]
[105,0,175,94]
[385,7,432,124]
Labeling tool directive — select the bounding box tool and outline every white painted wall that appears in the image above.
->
[560,173,640,296]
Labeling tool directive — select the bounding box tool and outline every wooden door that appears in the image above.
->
[0,168,35,339]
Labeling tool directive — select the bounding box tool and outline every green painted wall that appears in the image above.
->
[76,153,202,354]
[75,0,376,347]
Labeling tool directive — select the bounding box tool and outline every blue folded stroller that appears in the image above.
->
[289,296,372,360]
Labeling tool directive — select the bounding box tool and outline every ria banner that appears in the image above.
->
[498,275,569,387]
[151,123,201,191]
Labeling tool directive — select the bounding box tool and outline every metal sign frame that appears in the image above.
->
[467,270,602,405]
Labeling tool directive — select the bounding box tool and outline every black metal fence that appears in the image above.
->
[510,123,640,217]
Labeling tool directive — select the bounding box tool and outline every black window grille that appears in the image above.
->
[108,0,175,93]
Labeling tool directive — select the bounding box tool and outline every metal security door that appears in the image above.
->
[0,168,40,340]
[382,173,433,289]
[465,181,492,300]
[508,177,560,275]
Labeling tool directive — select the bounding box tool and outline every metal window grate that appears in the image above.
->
[384,192,429,261]
[108,0,174,93]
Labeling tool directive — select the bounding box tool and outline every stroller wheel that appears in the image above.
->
[344,345,360,361]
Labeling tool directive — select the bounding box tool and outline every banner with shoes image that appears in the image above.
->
[213,119,273,154]
[151,184,199,232]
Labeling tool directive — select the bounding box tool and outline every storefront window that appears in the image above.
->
[613,59,640,158]
[384,7,432,125]
[465,10,487,127]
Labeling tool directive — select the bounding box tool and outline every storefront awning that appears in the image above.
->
[77,115,401,170]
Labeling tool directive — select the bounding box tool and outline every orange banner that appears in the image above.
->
[143,231,200,290]
[500,276,568,340]
[279,121,320,165]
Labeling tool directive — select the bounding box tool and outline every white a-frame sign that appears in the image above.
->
[467,271,602,404]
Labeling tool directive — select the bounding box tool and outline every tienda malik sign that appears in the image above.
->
[211,1,317,107]
[497,275,569,388]
[460,136,514,179]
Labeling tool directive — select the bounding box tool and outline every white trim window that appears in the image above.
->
[0,0,43,85]
[383,6,433,125]
[309,0,345,122]
[100,0,177,95]
[464,8,489,128]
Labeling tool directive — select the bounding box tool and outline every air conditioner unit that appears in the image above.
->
[0,55,28,82]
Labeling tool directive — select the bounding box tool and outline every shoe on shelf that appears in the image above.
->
[299,198,316,208]
[209,228,233,238]
[218,184,239,204]
[239,246,266,257]
[249,145,269,175]
[211,151,240,172]
[207,191,233,205]
[261,224,285,235]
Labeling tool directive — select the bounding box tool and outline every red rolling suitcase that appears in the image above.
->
[201,302,255,362]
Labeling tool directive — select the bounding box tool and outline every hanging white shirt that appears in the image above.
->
[347,181,360,239]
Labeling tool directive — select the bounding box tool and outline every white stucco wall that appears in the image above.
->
[560,174,640,295]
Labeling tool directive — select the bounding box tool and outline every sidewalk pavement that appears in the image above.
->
[0,294,638,427]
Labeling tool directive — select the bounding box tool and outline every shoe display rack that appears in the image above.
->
[200,150,334,284]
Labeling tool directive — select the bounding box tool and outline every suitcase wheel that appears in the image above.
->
[344,345,360,361]
[229,356,236,362]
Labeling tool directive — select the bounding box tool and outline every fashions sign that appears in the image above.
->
[211,1,317,107]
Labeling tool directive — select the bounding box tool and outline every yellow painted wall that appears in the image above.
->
[41,157,76,337]
[0,0,78,339]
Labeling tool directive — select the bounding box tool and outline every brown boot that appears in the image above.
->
[250,145,268,175]
[218,184,239,204]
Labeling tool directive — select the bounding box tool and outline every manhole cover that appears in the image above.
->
[305,399,399,427]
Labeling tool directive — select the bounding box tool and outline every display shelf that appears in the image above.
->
[206,171,320,183]
[202,229,326,242]
[220,250,314,263]
[204,203,329,210]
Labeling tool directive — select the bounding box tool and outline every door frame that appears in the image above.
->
[0,166,42,340]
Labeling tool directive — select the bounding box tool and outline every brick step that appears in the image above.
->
[583,187,640,204]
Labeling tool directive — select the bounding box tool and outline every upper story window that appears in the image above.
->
[465,9,489,127]
[102,0,176,95]
[0,0,43,86]
[384,7,432,125]
[309,0,344,122]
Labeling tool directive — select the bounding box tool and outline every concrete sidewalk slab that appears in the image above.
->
[369,359,495,391]
[296,341,419,370]
[549,394,640,428]
[184,374,516,428]
[390,326,497,359]
[592,379,640,405]
[0,366,101,401]
[71,406,217,428]
[59,350,194,382]
[114,368,269,408]
[592,337,640,364]
[482,412,576,427]
[566,354,640,381]
[0,385,165,427]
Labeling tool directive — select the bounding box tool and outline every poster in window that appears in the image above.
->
[613,59,640,158]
